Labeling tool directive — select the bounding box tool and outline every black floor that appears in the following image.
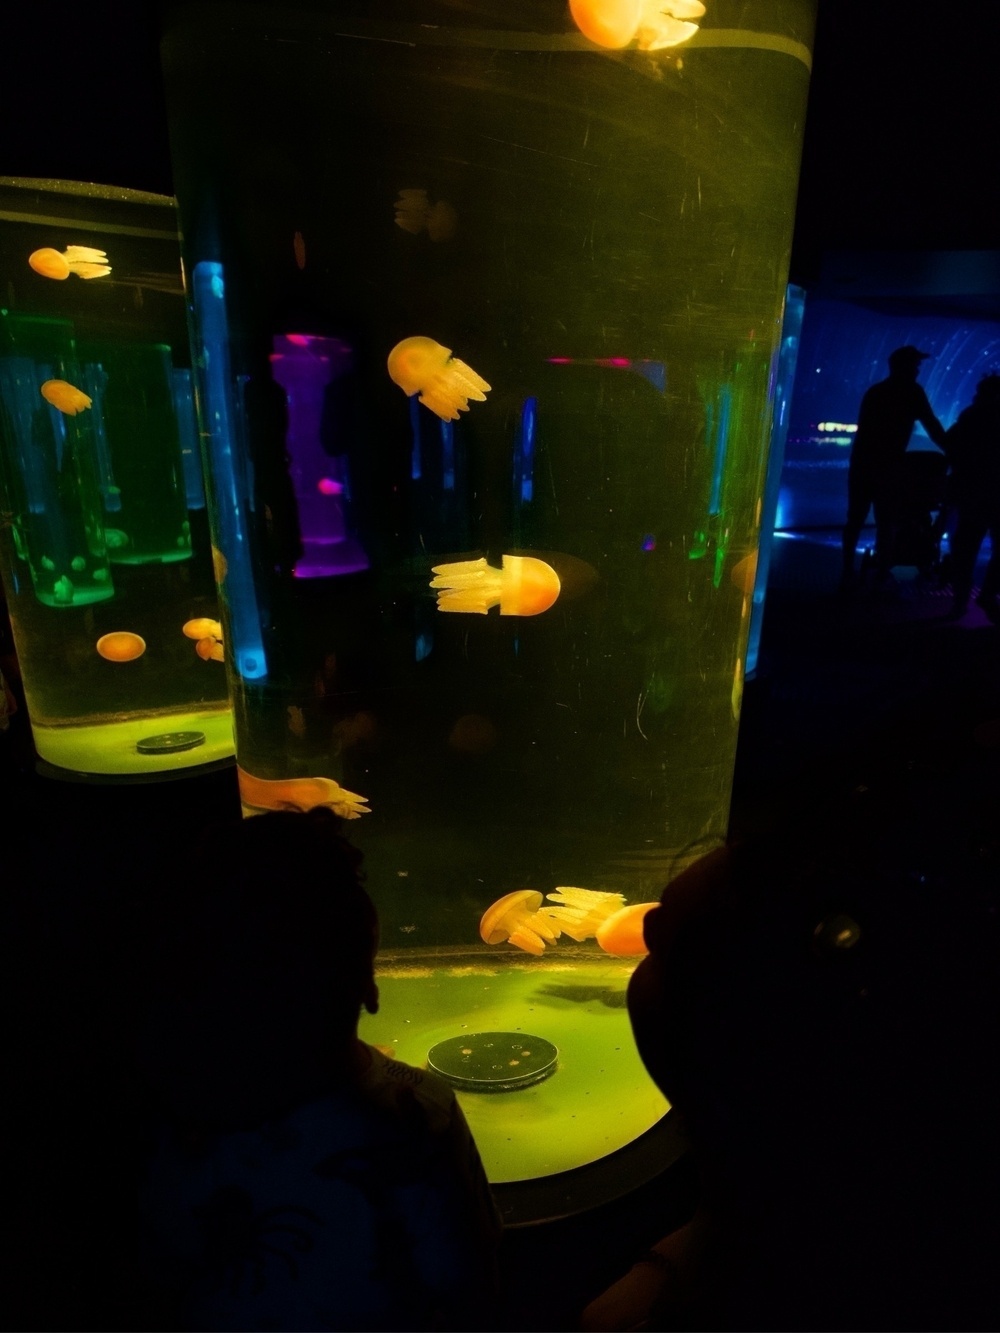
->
[4,532,999,1330]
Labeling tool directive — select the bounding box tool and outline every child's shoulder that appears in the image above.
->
[358,1044,459,1132]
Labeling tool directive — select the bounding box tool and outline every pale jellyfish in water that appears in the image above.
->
[431,555,561,617]
[237,766,371,819]
[40,379,92,415]
[28,245,112,280]
[568,0,705,51]
[393,189,457,241]
[479,890,563,957]
[183,616,224,663]
[387,337,490,422]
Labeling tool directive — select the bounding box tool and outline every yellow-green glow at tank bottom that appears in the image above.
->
[31,706,234,776]
[361,954,669,1184]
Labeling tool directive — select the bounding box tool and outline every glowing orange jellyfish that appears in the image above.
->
[96,631,146,662]
[28,245,111,280]
[595,901,658,956]
[569,0,705,51]
[430,555,561,616]
[569,0,642,48]
[40,380,92,415]
[182,617,222,641]
[479,890,561,957]
[479,884,634,956]
[237,766,371,819]
[387,337,490,422]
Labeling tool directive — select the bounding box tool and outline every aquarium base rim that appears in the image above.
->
[35,754,236,786]
[491,1109,687,1228]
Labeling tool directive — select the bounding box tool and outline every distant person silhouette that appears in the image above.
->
[945,372,1000,622]
[137,809,500,1331]
[842,345,947,587]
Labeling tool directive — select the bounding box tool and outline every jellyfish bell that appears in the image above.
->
[480,889,562,956]
[96,631,146,663]
[569,0,642,48]
[387,336,490,422]
[183,616,223,641]
[40,379,92,415]
[480,890,544,945]
[595,901,658,956]
[195,636,225,662]
[430,554,561,617]
[28,247,70,280]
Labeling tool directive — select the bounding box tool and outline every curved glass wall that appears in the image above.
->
[160,0,815,1185]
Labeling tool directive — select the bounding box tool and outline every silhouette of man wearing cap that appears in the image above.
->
[842,346,947,587]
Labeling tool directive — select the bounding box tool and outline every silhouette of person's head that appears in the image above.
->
[974,371,1000,408]
[887,344,930,380]
[139,809,378,1126]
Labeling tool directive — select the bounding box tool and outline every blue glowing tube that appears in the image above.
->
[190,261,267,680]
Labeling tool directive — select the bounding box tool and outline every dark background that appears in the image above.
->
[1,2,997,280]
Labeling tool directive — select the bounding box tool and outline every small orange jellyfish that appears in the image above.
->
[387,337,490,422]
[28,245,111,280]
[479,890,562,957]
[730,551,758,596]
[237,766,371,819]
[430,555,561,617]
[595,901,658,956]
[195,637,225,662]
[182,617,223,641]
[96,631,146,663]
[40,380,92,415]
[211,545,228,582]
[569,0,642,48]
[292,230,306,270]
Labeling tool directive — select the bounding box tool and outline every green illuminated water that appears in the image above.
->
[162,1,814,1178]
[361,953,668,1184]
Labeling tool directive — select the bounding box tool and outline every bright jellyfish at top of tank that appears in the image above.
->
[28,245,112,280]
[568,0,705,51]
[430,555,560,616]
[387,337,490,422]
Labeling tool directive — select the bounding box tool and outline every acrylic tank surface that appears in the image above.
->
[159,1,815,1189]
[0,179,233,777]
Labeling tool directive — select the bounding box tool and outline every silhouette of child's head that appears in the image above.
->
[140,809,378,1126]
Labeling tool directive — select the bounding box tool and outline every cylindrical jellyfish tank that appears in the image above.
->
[0,179,233,777]
[159,1,816,1200]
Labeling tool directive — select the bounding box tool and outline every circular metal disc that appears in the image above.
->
[427,1031,558,1092]
[136,730,206,755]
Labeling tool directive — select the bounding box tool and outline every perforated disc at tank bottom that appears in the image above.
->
[427,1032,557,1092]
[136,730,206,755]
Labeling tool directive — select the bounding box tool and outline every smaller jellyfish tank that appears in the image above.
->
[0,179,233,777]
[159,0,816,1206]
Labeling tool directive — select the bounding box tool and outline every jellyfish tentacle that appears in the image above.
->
[237,767,371,819]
